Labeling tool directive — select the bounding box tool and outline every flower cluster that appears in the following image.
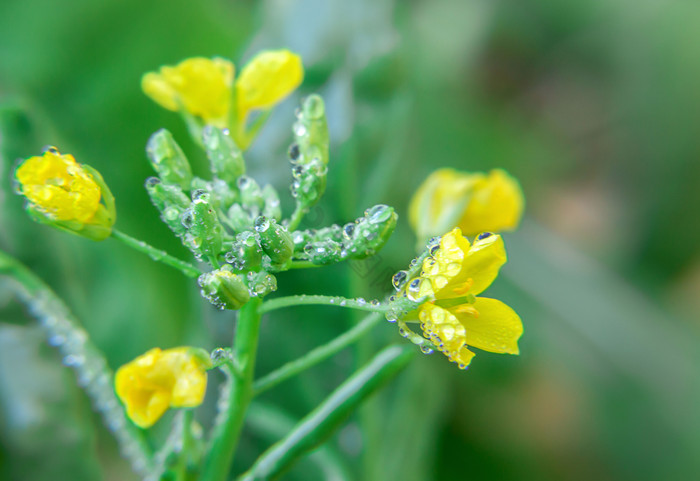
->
[392,228,523,369]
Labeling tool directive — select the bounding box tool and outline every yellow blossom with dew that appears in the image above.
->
[14,147,115,240]
[409,168,524,242]
[115,347,211,428]
[142,57,234,127]
[235,49,304,124]
[404,228,523,369]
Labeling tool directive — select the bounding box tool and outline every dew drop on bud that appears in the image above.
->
[254,216,270,233]
[392,270,408,291]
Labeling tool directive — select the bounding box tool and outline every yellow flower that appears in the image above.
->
[409,168,524,242]
[115,347,210,428]
[235,49,304,124]
[408,228,523,369]
[15,147,115,240]
[142,57,234,127]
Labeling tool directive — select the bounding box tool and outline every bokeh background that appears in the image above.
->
[1,0,700,480]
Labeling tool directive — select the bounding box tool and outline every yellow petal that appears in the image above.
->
[418,302,476,368]
[141,72,179,111]
[142,57,234,126]
[420,228,506,299]
[15,149,102,224]
[454,297,523,354]
[458,169,524,236]
[409,168,482,244]
[235,49,303,122]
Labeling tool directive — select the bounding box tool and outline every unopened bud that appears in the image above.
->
[198,265,250,310]
[183,191,224,260]
[254,216,293,265]
[146,129,193,189]
[202,126,245,183]
[348,205,397,259]
[145,177,191,237]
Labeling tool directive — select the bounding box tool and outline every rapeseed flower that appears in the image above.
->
[409,168,524,242]
[142,50,303,149]
[405,228,523,369]
[14,147,115,240]
[115,347,211,428]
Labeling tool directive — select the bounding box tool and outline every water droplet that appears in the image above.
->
[343,223,356,239]
[293,122,307,137]
[476,232,493,241]
[254,216,270,233]
[192,189,208,201]
[366,204,392,224]
[392,270,408,290]
[211,348,228,362]
[288,143,300,161]
[180,210,194,229]
[356,297,366,305]
[237,176,251,189]
[420,345,434,355]
[144,177,160,188]
[406,278,423,301]
[370,299,380,307]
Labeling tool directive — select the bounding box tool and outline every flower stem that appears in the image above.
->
[258,295,388,315]
[286,204,306,231]
[201,297,262,481]
[111,229,201,278]
[253,311,384,396]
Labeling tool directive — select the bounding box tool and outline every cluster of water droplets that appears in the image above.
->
[20,288,152,475]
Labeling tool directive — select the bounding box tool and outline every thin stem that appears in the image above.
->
[201,298,262,481]
[286,260,321,270]
[111,229,201,278]
[286,203,306,231]
[258,295,388,316]
[253,312,384,396]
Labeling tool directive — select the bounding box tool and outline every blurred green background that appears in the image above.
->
[1,0,700,480]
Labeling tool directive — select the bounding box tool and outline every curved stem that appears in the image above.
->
[201,298,262,481]
[111,229,201,278]
[259,295,388,316]
[286,204,306,232]
[253,312,384,396]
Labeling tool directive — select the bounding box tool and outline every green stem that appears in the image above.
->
[239,345,415,481]
[286,204,307,231]
[259,295,387,316]
[201,298,262,481]
[253,312,384,396]
[111,229,201,278]
[178,409,194,481]
[286,260,320,270]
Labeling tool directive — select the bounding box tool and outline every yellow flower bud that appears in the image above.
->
[115,347,211,428]
[235,49,304,123]
[142,57,234,127]
[14,147,115,240]
[409,168,524,242]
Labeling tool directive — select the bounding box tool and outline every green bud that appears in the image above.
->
[347,205,397,259]
[225,231,263,270]
[203,126,245,183]
[237,175,264,209]
[304,239,343,265]
[145,177,190,237]
[290,95,329,210]
[227,204,252,232]
[198,265,250,310]
[247,271,278,298]
[255,216,294,265]
[191,177,238,212]
[182,191,224,260]
[146,129,192,189]
[262,184,282,221]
